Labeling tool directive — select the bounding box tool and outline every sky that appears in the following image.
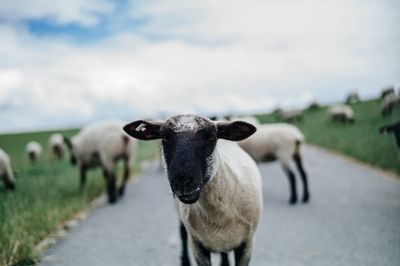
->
[0,0,399,133]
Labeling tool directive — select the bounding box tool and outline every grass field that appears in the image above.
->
[256,98,400,175]
[0,129,158,266]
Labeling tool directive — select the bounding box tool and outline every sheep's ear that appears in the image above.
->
[216,121,256,141]
[124,120,162,140]
[63,136,73,150]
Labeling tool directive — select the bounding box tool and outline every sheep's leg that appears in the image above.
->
[191,239,211,266]
[293,153,310,203]
[79,165,87,188]
[103,169,117,204]
[282,163,297,204]
[234,241,252,266]
[180,222,191,266]
[118,156,130,196]
[220,252,230,266]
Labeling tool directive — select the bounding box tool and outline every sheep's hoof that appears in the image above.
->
[288,196,297,204]
[302,193,310,203]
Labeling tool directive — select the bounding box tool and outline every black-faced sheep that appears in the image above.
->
[380,87,395,99]
[0,149,16,190]
[327,105,355,124]
[124,115,262,266]
[345,91,360,104]
[381,94,400,117]
[238,123,309,204]
[26,141,42,163]
[380,121,400,149]
[64,121,137,203]
[48,133,65,159]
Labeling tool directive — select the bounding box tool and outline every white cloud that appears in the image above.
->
[0,0,399,132]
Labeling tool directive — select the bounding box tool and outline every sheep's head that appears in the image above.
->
[124,114,256,204]
[63,136,77,166]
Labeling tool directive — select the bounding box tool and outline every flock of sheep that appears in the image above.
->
[0,87,399,266]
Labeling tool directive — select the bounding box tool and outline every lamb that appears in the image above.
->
[238,123,309,204]
[26,141,42,163]
[345,91,360,104]
[0,148,16,190]
[123,115,262,266]
[48,133,66,159]
[327,104,355,124]
[381,93,400,117]
[64,121,137,203]
[380,121,400,149]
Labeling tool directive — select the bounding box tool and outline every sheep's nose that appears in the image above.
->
[172,178,191,195]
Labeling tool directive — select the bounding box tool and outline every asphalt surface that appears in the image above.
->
[41,145,400,266]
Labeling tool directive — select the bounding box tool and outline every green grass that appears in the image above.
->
[256,99,400,175]
[0,129,158,266]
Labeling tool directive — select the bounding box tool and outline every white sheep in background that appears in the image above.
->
[64,121,137,203]
[239,123,309,204]
[381,93,400,117]
[0,148,16,190]
[48,133,65,159]
[327,104,355,124]
[26,141,42,163]
[277,109,304,123]
[123,115,262,266]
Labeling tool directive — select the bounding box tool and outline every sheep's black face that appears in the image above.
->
[123,114,257,205]
[161,116,217,204]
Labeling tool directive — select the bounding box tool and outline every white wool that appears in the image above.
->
[49,133,64,146]
[382,93,400,107]
[327,104,354,119]
[239,123,304,163]
[26,141,43,157]
[71,120,137,171]
[0,148,15,183]
[175,140,263,253]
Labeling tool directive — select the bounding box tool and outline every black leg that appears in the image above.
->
[106,171,117,204]
[192,240,211,266]
[282,165,297,204]
[3,176,15,190]
[79,165,87,188]
[234,242,251,266]
[293,153,310,203]
[118,156,130,196]
[220,252,229,266]
[180,222,191,266]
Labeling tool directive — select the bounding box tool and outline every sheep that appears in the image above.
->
[48,133,65,159]
[123,115,262,266]
[64,121,137,203]
[380,121,400,149]
[276,109,304,123]
[345,91,360,104]
[238,123,309,204]
[0,149,16,190]
[26,141,42,163]
[327,104,355,124]
[380,87,395,99]
[381,93,400,117]
[307,101,320,111]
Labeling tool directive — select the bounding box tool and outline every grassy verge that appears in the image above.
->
[0,129,158,265]
[256,99,400,175]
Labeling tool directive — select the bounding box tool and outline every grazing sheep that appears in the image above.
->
[345,91,360,104]
[64,121,137,203]
[123,115,262,266]
[380,121,400,149]
[380,87,395,99]
[239,123,309,204]
[48,133,65,159]
[26,141,42,163]
[327,105,355,124]
[276,109,304,123]
[381,94,400,117]
[0,149,16,190]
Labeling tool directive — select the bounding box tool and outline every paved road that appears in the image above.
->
[41,145,400,266]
